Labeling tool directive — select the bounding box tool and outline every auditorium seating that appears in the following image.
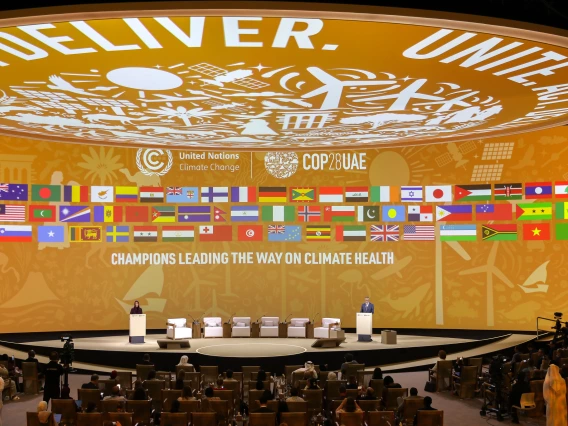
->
[249,412,277,426]
[203,317,223,338]
[383,387,408,410]
[367,411,395,426]
[232,316,252,337]
[167,317,193,340]
[400,397,425,424]
[108,412,133,426]
[281,411,308,426]
[429,360,453,391]
[192,412,217,426]
[200,366,219,384]
[162,389,182,411]
[76,412,103,426]
[126,400,152,424]
[176,364,195,376]
[260,316,279,337]
[314,318,341,339]
[325,380,347,399]
[416,410,444,425]
[78,389,102,408]
[99,379,116,396]
[136,364,155,381]
[51,399,77,424]
[22,361,40,395]
[453,365,478,398]
[288,318,310,338]
[116,371,133,390]
[161,412,189,426]
[369,379,384,398]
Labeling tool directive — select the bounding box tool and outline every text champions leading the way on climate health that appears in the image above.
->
[111,251,394,266]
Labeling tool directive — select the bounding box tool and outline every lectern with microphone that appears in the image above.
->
[356,313,372,342]
[129,314,146,344]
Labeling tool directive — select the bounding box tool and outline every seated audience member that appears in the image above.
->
[369,368,382,387]
[510,371,531,424]
[253,394,273,413]
[103,385,125,401]
[286,387,304,402]
[335,385,348,400]
[177,355,193,368]
[340,354,358,377]
[536,349,548,369]
[358,387,376,400]
[204,387,219,400]
[522,359,536,375]
[262,389,274,401]
[37,401,56,426]
[397,387,421,417]
[327,372,337,381]
[179,386,195,401]
[382,376,402,403]
[336,397,362,414]
[255,379,265,390]
[132,380,147,400]
[561,364,568,379]
[305,377,320,390]
[214,377,225,390]
[293,361,317,379]
[145,370,158,382]
[346,375,358,390]
[430,350,449,388]
[513,346,523,360]
[170,399,181,413]
[109,370,118,380]
[552,349,564,367]
[413,396,436,426]
[174,370,186,390]
[0,363,17,401]
[84,401,98,413]
[257,369,267,382]
[82,374,99,389]
[224,369,237,382]
[453,357,464,377]
[25,350,40,366]
[59,386,80,411]
[303,370,313,380]
[141,353,153,365]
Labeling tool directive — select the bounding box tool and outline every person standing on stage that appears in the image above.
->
[130,301,143,314]
[43,352,63,405]
[360,296,374,314]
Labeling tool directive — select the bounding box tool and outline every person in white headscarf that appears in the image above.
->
[293,361,318,379]
[543,364,567,426]
[177,355,193,367]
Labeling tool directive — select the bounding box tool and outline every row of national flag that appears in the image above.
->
[2,182,568,203]
[4,223,568,243]
[3,202,568,223]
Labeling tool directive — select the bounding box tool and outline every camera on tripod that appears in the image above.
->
[60,335,74,367]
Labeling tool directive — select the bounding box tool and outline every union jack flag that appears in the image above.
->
[370,225,399,242]
[268,225,285,234]
[0,184,8,193]
[167,187,182,195]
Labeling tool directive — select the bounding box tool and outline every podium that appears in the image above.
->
[251,322,260,338]
[129,314,146,344]
[278,323,288,338]
[192,322,202,339]
[222,323,232,338]
[356,313,372,342]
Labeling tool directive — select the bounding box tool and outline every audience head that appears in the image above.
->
[256,379,264,390]
[372,368,382,380]
[49,351,59,361]
[290,387,299,397]
[327,372,337,381]
[259,394,268,405]
[60,385,71,398]
[410,387,418,396]
[257,369,267,381]
[366,387,375,397]
[182,386,193,398]
[512,353,522,363]
[133,386,146,400]
[142,353,151,363]
[383,376,394,386]
[91,374,99,384]
[424,396,433,408]
[179,355,189,365]
[171,399,180,413]
[111,385,120,396]
[134,380,143,389]
[304,361,314,370]
[345,353,353,362]
[348,375,356,384]
[28,350,36,359]
[344,397,357,412]
[216,378,224,387]
[339,385,347,395]
[538,348,545,357]
[147,370,156,380]
[37,401,48,412]
[86,402,97,413]
[110,370,117,380]
[226,369,234,379]
[438,350,446,360]
[204,387,214,398]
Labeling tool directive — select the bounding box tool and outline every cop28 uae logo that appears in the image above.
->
[264,152,299,179]
[136,148,173,176]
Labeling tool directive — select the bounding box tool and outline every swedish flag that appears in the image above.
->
[106,226,129,242]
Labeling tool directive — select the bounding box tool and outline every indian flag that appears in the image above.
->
[162,226,195,242]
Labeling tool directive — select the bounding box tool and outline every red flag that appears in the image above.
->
[199,225,232,242]
[237,225,263,241]
[125,206,149,222]
[214,206,227,222]
[475,204,513,221]
[523,223,550,240]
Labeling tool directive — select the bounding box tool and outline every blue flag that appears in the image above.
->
[37,226,65,242]
[267,225,302,242]
[166,186,199,203]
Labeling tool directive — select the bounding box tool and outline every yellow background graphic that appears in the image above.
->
[1,128,568,332]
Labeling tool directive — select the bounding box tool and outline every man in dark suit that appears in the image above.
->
[81,374,99,389]
[360,296,374,314]
[252,395,274,413]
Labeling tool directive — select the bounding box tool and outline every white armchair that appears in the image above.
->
[203,317,223,338]
[232,316,251,337]
[314,318,341,339]
[260,316,279,337]
[166,318,192,340]
[288,318,309,338]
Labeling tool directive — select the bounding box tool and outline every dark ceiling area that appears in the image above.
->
[0,0,566,30]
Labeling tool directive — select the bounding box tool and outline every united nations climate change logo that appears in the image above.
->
[136,149,173,176]
[264,152,299,179]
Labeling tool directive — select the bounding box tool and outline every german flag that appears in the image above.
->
[306,225,331,242]
[259,187,287,203]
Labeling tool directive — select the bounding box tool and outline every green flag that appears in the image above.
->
[555,223,568,240]
[261,206,295,222]
[31,184,61,202]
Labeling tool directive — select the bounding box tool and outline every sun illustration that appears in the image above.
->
[77,146,124,185]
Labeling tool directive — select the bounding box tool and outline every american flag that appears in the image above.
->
[370,225,399,242]
[167,187,182,195]
[403,225,435,241]
[268,225,285,234]
[0,204,26,222]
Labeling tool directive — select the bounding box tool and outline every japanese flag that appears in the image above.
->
[425,185,452,202]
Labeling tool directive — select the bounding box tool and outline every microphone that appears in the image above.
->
[283,314,292,324]
[227,313,236,324]
[312,313,320,324]
[188,314,198,324]
[256,314,266,323]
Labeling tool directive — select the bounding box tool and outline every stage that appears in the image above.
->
[0,331,533,375]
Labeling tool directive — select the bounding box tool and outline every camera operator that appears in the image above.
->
[509,371,530,424]
[43,351,63,405]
